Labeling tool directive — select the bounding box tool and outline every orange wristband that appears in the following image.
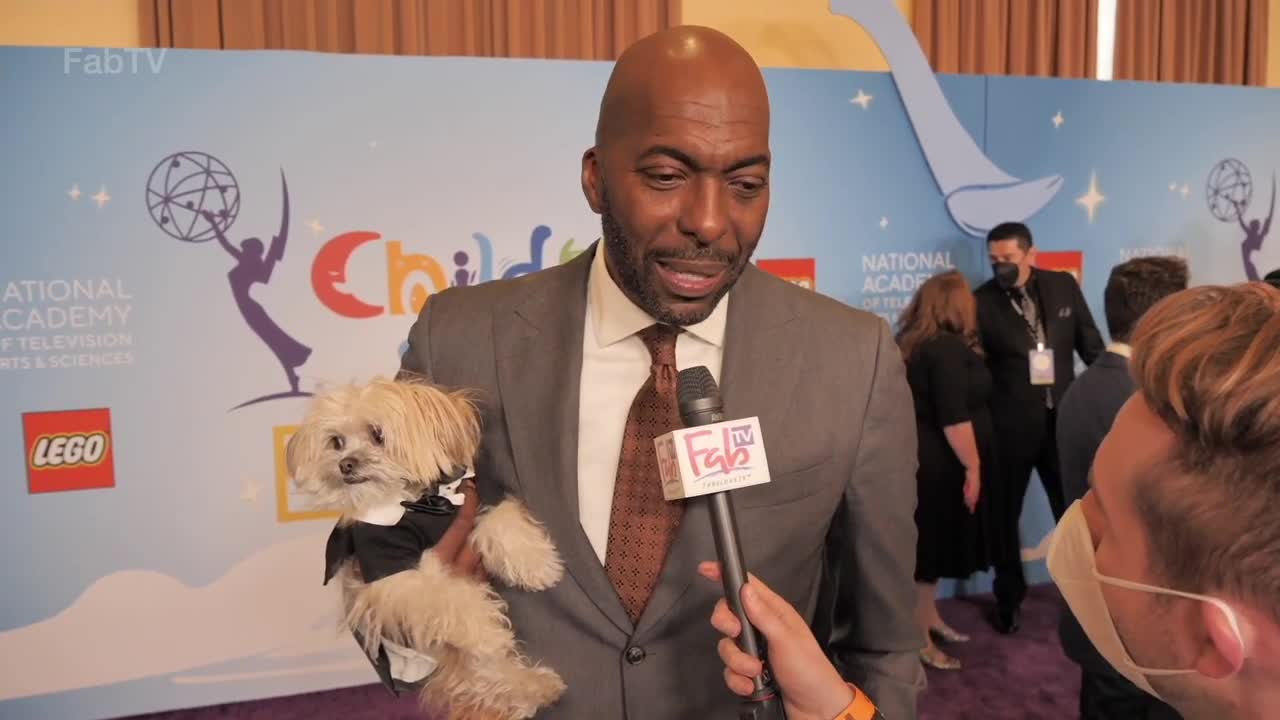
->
[832,682,882,720]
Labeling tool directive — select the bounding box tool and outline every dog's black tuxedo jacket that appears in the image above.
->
[322,494,457,585]
[322,493,458,696]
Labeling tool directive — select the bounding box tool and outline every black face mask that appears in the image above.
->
[992,262,1020,290]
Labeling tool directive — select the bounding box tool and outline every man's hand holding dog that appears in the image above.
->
[432,479,488,582]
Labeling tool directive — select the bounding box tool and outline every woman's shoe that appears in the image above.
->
[929,624,971,644]
[919,646,962,670]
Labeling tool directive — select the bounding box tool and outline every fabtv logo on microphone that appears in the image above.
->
[655,417,771,500]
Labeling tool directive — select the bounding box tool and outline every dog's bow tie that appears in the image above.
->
[400,494,456,516]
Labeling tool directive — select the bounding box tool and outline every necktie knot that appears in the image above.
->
[638,323,681,368]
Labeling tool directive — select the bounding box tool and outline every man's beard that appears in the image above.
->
[599,191,745,326]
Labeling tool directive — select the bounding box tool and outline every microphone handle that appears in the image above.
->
[708,491,785,718]
[681,400,785,718]
[708,492,763,663]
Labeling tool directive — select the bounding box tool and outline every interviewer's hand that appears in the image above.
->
[699,562,853,720]
[431,479,488,582]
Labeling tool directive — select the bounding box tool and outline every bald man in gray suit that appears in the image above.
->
[398,26,923,720]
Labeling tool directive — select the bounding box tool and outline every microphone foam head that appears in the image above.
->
[677,366,720,405]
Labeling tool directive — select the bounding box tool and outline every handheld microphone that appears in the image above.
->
[657,366,786,720]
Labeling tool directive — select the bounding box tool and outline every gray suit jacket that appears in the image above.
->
[398,244,924,719]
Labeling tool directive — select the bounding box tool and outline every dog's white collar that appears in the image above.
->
[355,503,406,526]
[436,467,474,507]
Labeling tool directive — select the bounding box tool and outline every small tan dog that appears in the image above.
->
[286,376,566,719]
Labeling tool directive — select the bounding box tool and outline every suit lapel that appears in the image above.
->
[634,266,802,636]
[718,267,803,422]
[493,245,633,633]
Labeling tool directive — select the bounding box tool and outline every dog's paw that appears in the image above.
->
[471,498,565,591]
[515,665,566,708]
[442,655,565,720]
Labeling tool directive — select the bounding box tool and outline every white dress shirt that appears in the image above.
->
[576,247,728,564]
[1106,341,1132,358]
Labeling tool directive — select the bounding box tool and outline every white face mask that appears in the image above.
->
[1047,500,1244,699]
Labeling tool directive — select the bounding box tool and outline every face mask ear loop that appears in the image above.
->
[1093,571,1249,656]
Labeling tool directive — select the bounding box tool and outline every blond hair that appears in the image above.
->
[1128,282,1280,618]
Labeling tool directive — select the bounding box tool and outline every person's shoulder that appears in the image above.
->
[928,331,970,353]
[1059,354,1133,413]
[973,277,1001,305]
[917,332,973,364]
[1036,268,1078,289]
[746,265,883,336]
[431,265,550,307]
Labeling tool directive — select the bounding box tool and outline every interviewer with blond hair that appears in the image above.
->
[707,281,1280,720]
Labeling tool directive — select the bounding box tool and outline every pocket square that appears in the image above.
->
[1058,307,1072,318]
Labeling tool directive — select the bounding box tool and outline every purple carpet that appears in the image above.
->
[123,585,1077,720]
[917,584,1079,720]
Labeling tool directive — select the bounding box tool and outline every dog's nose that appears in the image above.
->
[339,458,358,475]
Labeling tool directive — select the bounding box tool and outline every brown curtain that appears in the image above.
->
[913,0,1098,78]
[139,0,680,60]
[1114,0,1268,85]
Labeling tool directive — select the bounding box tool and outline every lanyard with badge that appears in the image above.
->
[1010,286,1055,387]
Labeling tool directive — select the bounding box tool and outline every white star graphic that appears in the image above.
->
[91,185,111,209]
[850,89,873,110]
[308,219,325,235]
[241,480,260,504]
[369,140,379,150]
[1051,110,1064,128]
[1076,172,1105,223]
[879,216,889,229]
[1180,184,1190,199]
[68,183,82,200]
[1169,182,1178,192]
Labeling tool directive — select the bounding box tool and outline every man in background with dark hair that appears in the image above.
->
[1265,267,1280,288]
[976,221,1104,634]
[1057,256,1189,720]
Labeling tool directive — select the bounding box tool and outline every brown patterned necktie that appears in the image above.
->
[604,323,684,622]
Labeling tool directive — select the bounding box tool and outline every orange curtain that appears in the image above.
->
[1114,0,1268,85]
[139,0,681,60]
[913,0,1098,78]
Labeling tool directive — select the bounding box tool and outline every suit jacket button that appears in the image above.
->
[625,646,646,665]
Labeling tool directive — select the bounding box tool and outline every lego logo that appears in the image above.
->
[30,432,110,469]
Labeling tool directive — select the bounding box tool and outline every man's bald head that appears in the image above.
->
[580,26,773,327]
[595,26,769,145]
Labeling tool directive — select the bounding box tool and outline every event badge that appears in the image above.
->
[1029,343,1054,386]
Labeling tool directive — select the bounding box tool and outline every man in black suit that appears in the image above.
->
[976,221,1104,634]
[1056,256,1188,720]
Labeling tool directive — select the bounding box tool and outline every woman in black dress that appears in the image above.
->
[896,269,995,671]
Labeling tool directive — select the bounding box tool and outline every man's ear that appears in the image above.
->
[1193,600,1248,679]
[1026,246,1038,265]
[582,147,603,214]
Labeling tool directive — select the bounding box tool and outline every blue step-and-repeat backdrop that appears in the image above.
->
[2,7,1277,719]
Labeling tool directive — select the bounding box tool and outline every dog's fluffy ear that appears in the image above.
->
[380,378,481,483]
[286,382,351,491]
[285,419,324,490]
